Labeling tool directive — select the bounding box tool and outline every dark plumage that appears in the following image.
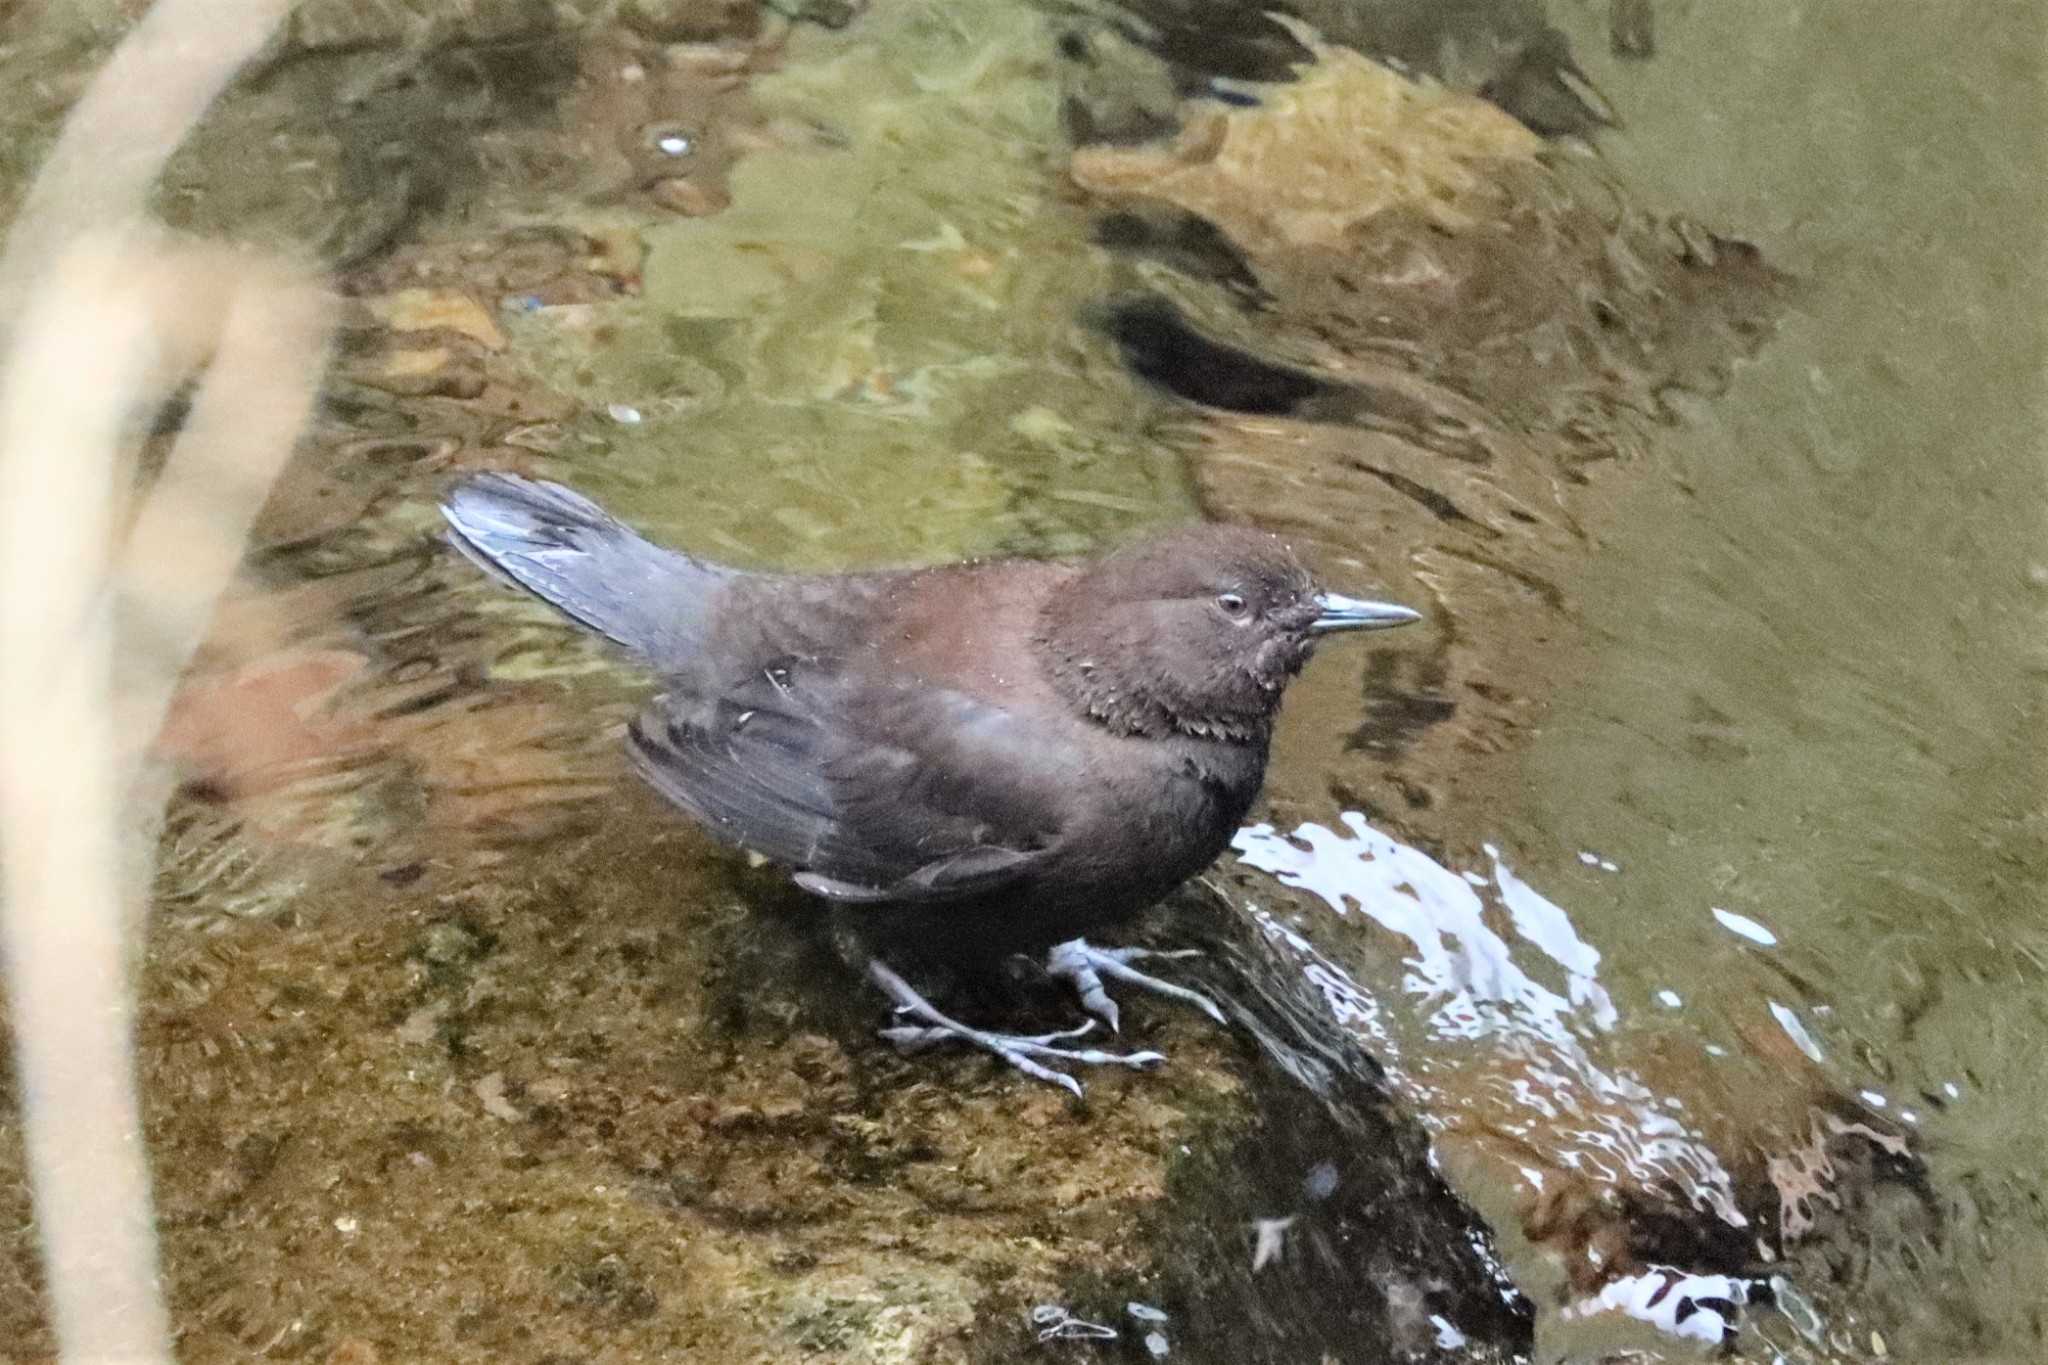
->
[443,473,1419,1086]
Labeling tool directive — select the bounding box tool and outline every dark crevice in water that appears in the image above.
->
[1097,294,1349,417]
[1049,2,1315,88]
[1096,296,1507,465]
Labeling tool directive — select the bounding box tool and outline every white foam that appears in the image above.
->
[1712,907,1778,946]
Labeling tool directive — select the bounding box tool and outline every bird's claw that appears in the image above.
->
[1045,938,1228,1030]
[869,960,1166,1096]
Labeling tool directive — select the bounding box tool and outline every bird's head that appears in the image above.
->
[1038,523,1421,741]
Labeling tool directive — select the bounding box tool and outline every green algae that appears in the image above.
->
[108,815,1251,1362]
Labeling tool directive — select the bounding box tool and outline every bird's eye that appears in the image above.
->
[1216,592,1249,617]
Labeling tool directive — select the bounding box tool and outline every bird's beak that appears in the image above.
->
[1309,591,1423,634]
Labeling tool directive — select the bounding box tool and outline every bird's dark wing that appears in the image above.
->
[625,656,1067,904]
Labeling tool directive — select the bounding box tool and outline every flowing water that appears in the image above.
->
[0,0,2042,1361]
[1481,3,2048,1355]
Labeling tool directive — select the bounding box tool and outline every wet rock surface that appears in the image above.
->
[109,821,1250,1362]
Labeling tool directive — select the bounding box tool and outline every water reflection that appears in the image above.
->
[1235,812,1761,1340]
[1241,817,1737,1204]
[1559,1265,1748,1345]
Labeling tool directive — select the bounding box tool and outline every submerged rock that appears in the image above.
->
[1072,38,1792,797]
[1073,42,1545,254]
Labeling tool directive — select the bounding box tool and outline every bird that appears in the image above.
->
[441,472,1420,1093]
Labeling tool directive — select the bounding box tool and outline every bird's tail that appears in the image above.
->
[440,472,728,661]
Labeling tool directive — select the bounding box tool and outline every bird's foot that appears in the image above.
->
[868,959,1164,1098]
[1044,938,1228,1033]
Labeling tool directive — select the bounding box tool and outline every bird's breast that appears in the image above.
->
[1065,735,1266,887]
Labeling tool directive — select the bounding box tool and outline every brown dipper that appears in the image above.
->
[442,472,1420,1092]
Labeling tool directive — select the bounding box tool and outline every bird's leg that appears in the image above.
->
[867,959,1165,1098]
[1045,939,1228,1032]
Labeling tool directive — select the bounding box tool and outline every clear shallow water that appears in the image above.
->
[1489,1,2048,1353]
[1,0,2043,1360]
